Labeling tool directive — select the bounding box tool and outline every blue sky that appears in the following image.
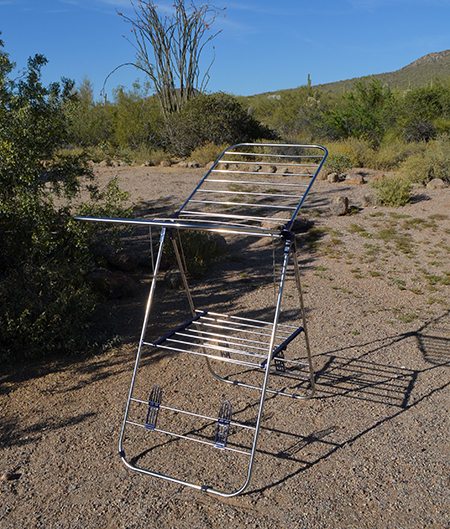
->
[1,0,450,100]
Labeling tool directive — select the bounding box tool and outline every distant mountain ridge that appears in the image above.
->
[313,49,450,93]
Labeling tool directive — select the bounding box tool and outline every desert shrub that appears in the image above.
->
[433,117,450,136]
[0,263,99,358]
[163,231,227,278]
[324,153,352,175]
[328,78,395,147]
[400,139,450,184]
[374,136,427,170]
[163,92,277,157]
[326,138,375,167]
[400,85,450,124]
[397,84,450,144]
[370,176,411,206]
[68,77,115,147]
[122,144,153,164]
[69,79,163,153]
[69,103,115,148]
[0,41,130,361]
[402,120,437,143]
[64,141,117,164]
[188,142,227,166]
[241,85,338,141]
[144,147,172,165]
[324,137,430,173]
[110,84,162,149]
[278,131,311,145]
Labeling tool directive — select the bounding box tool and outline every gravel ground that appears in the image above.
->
[1,165,450,528]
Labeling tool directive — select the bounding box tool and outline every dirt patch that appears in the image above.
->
[1,165,450,528]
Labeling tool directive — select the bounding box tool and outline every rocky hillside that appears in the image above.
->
[314,49,450,93]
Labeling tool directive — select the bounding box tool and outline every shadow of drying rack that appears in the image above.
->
[314,355,417,409]
[416,332,450,366]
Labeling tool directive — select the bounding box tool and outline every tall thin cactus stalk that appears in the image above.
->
[111,1,224,118]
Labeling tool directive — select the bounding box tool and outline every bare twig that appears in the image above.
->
[110,1,225,117]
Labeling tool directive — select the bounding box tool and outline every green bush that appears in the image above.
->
[163,231,226,279]
[370,176,411,206]
[68,77,115,147]
[400,139,450,184]
[327,78,395,148]
[400,85,450,124]
[374,136,426,170]
[0,263,99,359]
[324,137,429,173]
[0,41,130,361]
[110,84,162,150]
[433,117,450,136]
[241,85,338,140]
[326,138,375,168]
[163,92,277,157]
[188,141,227,166]
[402,120,437,143]
[324,153,352,174]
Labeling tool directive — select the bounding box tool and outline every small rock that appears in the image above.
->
[141,160,155,167]
[362,194,380,207]
[160,160,171,167]
[1,470,21,481]
[164,265,183,289]
[176,161,189,168]
[346,171,366,185]
[330,196,349,216]
[188,161,200,168]
[94,244,139,272]
[205,161,215,170]
[327,172,340,183]
[427,178,447,189]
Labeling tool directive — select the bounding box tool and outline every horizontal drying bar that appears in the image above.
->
[146,310,306,370]
[126,420,252,456]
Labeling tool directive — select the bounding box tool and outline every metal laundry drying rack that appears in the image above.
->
[76,143,328,497]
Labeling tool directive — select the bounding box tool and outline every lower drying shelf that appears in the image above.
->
[143,309,308,373]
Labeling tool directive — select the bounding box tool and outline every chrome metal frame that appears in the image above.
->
[76,143,328,496]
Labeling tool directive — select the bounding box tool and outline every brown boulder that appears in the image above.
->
[330,196,349,216]
[345,171,366,185]
[427,178,447,189]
